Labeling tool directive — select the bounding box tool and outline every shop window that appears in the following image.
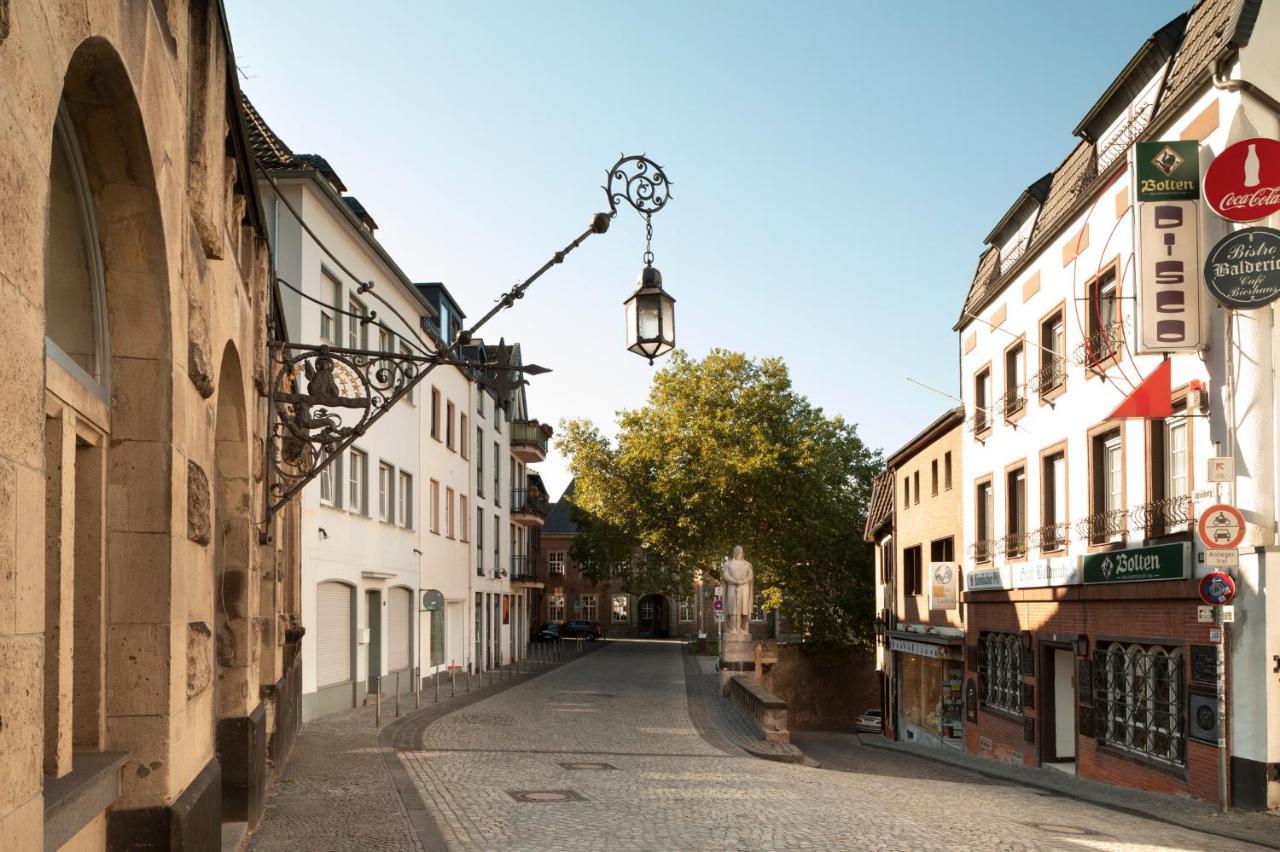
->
[903,545,923,597]
[977,632,1022,716]
[1095,643,1184,766]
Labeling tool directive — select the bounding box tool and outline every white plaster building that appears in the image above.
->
[248,103,471,719]
[952,0,1280,808]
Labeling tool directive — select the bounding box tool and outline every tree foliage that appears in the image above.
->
[558,350,882,646]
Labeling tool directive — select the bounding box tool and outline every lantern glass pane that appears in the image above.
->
[638,294,661,340]
[660,292,675,345]
[625,293,638,348]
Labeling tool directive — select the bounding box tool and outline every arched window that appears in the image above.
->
[1097,641,1185,765]
[46,105,108,391]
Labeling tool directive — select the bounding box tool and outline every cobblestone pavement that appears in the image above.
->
[400,640,1262,851]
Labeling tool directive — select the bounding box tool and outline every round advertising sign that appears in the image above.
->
[1204,227,1280,310]
[1198,571,1236,606]
[1198,504,1245,550]
[1204,137,1280,222]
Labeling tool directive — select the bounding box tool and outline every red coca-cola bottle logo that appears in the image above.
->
[1205,137,1280,222]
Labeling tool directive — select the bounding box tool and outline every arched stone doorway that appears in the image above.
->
[213,344,265,827]
[637,594,669,637]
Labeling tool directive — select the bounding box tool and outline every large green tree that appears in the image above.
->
[558,349,882,646]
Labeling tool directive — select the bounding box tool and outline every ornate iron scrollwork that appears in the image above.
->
[267,341,431,522]
[606,155,671,217]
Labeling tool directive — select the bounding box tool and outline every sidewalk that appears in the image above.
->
[833,730,1278,850]
[681,652,806,763]
[244,644,599,852]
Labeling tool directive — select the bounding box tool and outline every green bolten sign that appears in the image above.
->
[1136,141,1201,202]
[1082,542,1190,584]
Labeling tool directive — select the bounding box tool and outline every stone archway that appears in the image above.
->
[213,343,264,826]
[55,36,176,819]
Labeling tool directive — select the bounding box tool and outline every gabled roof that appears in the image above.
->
[983,172,1053,247]
[544,480,579,535]
[1073,12,1188,141]
[884,407,966,469]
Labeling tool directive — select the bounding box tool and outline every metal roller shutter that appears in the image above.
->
[388,587,412,671]
[316,582,352,686]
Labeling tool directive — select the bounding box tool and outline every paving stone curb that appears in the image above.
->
[861,734,1279,850]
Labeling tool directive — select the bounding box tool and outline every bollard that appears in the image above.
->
[375,675,382,728]
[434,670,439,703]
[395,671,401,718]
[451,668,456,698]
[415,667,421,710]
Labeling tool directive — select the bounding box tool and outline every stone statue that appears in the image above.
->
[721,545,753,635]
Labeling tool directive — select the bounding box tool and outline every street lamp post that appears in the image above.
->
[260,154,676,531]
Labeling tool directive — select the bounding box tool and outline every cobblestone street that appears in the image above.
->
[388,640,1262,851]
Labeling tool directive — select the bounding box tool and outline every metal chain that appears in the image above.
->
[643,212,654,267]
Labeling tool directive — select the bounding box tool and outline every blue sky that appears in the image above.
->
[226,0,1189,498]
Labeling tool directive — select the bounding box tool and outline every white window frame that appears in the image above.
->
[580,594,597,622]
[348,448,367,514]
[398,471,413,528]
[611,595,629,624]
[548,594,565,623]
[378,461,394,523]
[548,552,566,576]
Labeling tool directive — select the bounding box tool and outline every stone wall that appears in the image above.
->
[758,642,880,731]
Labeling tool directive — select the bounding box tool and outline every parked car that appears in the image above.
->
[855,708,883,734]
[560,619,603,640]
[533,623,561,642]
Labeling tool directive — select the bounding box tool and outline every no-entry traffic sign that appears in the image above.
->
[1198,504,1245,550]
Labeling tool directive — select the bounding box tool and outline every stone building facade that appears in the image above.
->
[0,1,301,848]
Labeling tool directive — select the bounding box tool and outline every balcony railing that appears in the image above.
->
[999,531,1028,559]
[511,488,549,517]
[999,386,1026,419]
[511,420,549,456]
[1032,522,1072,553]
[510,554,538,581]
[1029,358,1066,395]
[1073,321,1124,368]
[1077,508,1128,545]
[969,539,996,563]
[969,408,991,435]
[1131,495,1194,538]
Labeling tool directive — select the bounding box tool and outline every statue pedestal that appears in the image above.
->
[719,633,755,695]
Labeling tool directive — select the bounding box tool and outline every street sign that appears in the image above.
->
[1203,227,1280,310]
[1220,605,1236,623]
[1197,605,1214,623]
[1204,137,1280,222]
[1198,504,1245,550]
[714,612,724,623]
[713,598,723,611]
[1204,549,1239,568]
[1210,627,1223,643]
[1208,457,1234,483]
[1199,571,1237,605]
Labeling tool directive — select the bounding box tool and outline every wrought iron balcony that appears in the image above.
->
[969,539,996,563]
[999,386,1027,419]
[1077,508,1128,545]
[999,531,1029,559]
[510,487,549,525]
[1029,358,1066,396]
[969,408,991,435]
[1032,522,1072,553]
[511,419,549,462]
[510,554,539,582]
[1072,321,1124,368]
[1131,496,1193,538]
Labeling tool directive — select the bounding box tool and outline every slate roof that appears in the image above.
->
[241,94,348,190]
[955,0,1263,331]
[544,480,579,536]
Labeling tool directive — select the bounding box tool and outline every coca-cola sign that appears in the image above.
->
[1204,137,1280,222]
[1203,227,1280,309]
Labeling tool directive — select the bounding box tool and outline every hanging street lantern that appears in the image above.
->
[606,155,675,363]
[624,265,676,364]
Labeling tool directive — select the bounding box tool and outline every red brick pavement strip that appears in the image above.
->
[856,732,1279,850]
